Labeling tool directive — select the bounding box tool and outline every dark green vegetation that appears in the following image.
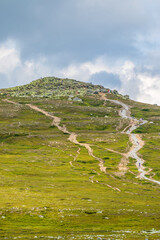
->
[0,76,128,100]
[0,77,160,239]
[0,77,106,98]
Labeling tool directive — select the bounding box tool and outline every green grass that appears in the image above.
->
[139,134,160,180]
[0,77,107,99]
[0,95,160,239]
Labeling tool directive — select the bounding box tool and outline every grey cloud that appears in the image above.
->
[0,0,160,104]
[0,0,159,64]
[89,71,121,89]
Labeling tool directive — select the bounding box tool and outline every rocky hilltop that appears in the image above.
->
[0,76,129,99]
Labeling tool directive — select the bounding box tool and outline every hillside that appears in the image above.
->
[0,76,127,99]
[0,77,160,239]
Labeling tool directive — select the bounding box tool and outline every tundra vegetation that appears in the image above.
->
[0,77,160,239]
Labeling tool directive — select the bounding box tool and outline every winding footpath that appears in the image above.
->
[107,97,160,185]
[26,104,107,174]
[3,99,120,191]
[4,96,160,187]
[24,104,120,191]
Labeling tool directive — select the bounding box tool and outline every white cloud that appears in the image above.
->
[0,40,53,87]
[137,73,160,105]
[58,57,111,82]
[58,58,160,105]
[14,58,53,86]
[118,61,140,98]
[0,39,160,105]
[0,40,20,76]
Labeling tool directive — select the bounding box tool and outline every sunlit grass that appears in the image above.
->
[0,96,160,239]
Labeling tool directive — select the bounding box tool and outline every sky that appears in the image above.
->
[0,0,160,104]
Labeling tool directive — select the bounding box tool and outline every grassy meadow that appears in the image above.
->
[0,89,160,239]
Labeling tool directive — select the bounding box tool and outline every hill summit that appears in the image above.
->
[0,76,128,99]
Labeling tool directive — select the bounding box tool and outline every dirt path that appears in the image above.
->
[69,148,81,167]
[27,105,107,174]
[3,99,20,105]
[68,133,106,173]
[27,104,121,190]
[105,148,126,156]
[105,147,128,176]
[100,94,160,185]
[3,100,119,190]
[5,97,160,186]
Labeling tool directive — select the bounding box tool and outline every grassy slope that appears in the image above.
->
[0,78,160,239]
[0,77,106,98]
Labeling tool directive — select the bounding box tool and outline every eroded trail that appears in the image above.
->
[68,133,106,173]
[69,148,81,167]
[3,99,19,105]
[4,99,122,191]
[101,94,160,185]
[26,104,121,190]
[4,97,160,186]
[26,104,107,174]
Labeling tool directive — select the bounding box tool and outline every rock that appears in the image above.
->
[73,97,82,102]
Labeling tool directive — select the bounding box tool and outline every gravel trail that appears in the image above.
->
[105,96,160,185]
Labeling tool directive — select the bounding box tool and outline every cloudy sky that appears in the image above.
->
[0,0,160,104]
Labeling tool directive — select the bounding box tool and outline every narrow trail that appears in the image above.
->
[69,148,81,167]
[26,104,107,174]
[68,133,107,173]
[3,99,120,191]
[95,180,121,192]
[27,104,120,190]
[105,147,129,176]
[100,94,160,185]
[4,97,160,186]
[105,148,126,156]
[3,99,20,105]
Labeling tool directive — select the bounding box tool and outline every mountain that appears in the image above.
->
[0,76,127,99]
[0,77,160,239]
